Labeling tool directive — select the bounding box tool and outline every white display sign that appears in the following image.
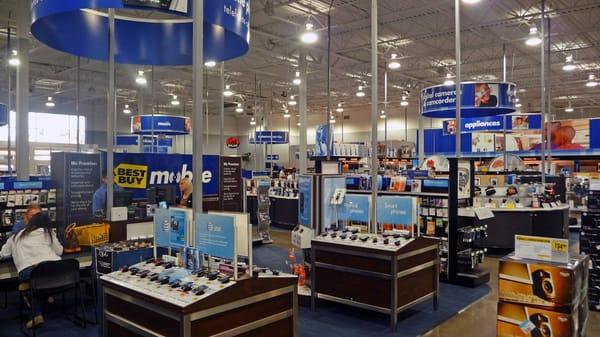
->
[514,235,569,263]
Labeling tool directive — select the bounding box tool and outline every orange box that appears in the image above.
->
[498,254,588,310]
[497,301,585,337]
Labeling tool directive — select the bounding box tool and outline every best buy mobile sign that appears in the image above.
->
[113,163,148,189]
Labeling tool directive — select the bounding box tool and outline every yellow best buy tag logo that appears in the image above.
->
[113,163,148,189]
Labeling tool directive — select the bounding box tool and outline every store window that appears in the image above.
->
[0,111,86,144]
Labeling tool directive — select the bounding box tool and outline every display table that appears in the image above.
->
[458,205,570,250]
[310,236,439,330]
[101,274,298,337]
[0,249,92,281]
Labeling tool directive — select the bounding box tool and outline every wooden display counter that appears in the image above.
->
[101,275,298,337]
[310,236,439,331]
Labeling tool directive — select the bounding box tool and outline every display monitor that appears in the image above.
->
[113,190,134,207]
[147,185,177,206]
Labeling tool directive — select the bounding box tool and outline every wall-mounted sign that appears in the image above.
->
[31,0,250,65]
[249,131,289,144]
[131,115,191,135]
[421,82,517,118]
[226,136,240,149]
[111,153,220,196]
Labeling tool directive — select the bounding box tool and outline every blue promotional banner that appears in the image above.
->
[443,116,505,135]
[250,131,289,144]
[31,0,250,65]
[376,196,414,225]
[132,115,190,135]
[298,176,312,227]
[194,213,235,260]
[111,153,219,196]
[421,82,517,118]
[315,124,333,157]
[338,194,370,223]
[115,135,139,146]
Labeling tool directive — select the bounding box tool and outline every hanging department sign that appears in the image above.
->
[30,0,250,66]
[421,82,517,118]
[131,115,191,135]
[443,116,505,135]
[249,131,289,144]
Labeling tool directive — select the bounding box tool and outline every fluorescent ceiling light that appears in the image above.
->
[586,74,598,87]
[288,95,297,106]
[356,86,365,97]
[443,73,455,86]
[462,0,481,4]
[400,95,409,106]
[250,117,256,126]
[293,71,301,85]
[336,103,344,113]
[204,60,216,67]
[171,95,180,106]
[562,55,576,72]
[8,50,19,67]
[123,104,131,114]
[236,103,243,113]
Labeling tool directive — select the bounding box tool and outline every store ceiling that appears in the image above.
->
[0,0,599,124]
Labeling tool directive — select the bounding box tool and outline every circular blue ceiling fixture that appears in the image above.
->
[31,0,250,66]
[421,82,517,118]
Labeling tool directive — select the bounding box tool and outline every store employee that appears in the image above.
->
[177,178,193,208]
[93,171,109,216]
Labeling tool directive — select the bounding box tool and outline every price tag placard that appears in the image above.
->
[514,235,569,263]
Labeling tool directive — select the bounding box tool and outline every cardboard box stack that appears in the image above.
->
[497,254,589,337]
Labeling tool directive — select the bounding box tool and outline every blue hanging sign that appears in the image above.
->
[266,154,280,161]
[443,116,505,135]
[115,135,140,146]
[421,82,517,118]
[31,0,250,66]
[250,131,289,144]
[131,115,190,135]
[376,196,414,225]
[194,213,235,260]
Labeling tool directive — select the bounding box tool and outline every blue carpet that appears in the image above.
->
[253,245,491,337]
[0,245,490,336]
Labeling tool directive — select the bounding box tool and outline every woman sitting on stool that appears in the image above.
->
[0,213,63,329]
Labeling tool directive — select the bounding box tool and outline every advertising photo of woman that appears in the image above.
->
[475,83,499,107]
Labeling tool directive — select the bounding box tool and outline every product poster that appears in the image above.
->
[169,209,188,248]
[457,160,471,199]
[153,208,171,248]
[321,176,346,231]
[315,124,333,157]
[195,213,235,260]
[298,176,312,227]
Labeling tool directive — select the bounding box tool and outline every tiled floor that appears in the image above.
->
[269,228,600,336]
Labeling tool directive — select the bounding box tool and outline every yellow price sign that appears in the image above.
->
[113,163,148,189]
[552,240,568,253]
